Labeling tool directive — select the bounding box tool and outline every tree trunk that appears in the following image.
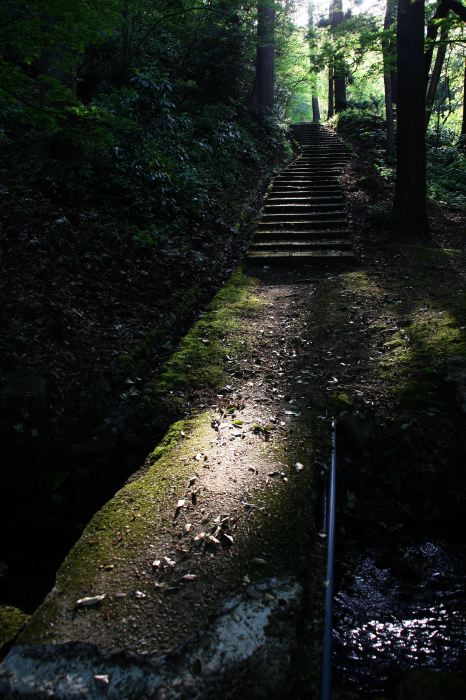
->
[328,62,334,118]
[394,0,428,236]
[391,69,398,104]
[425,23,448,130]
[460,58,466,147]
[119,0,130,87]
[462,58,466,136]
[425,1,466,83]
[382,0,396,158]
[308,0,320,123]
[252,0,276,119]
[331,0,347,112]
[312,95,321,122]
[425,2,449,84]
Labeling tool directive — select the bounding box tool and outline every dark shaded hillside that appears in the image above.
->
[0,0,295,611]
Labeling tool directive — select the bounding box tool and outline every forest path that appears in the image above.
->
[248,123,355,264]
[1,260,385,697]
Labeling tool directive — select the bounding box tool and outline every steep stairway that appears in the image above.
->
[248,122,355,265]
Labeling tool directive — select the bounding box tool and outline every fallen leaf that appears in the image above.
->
[94,675,110,685]
[76,595,106,608]
[206,534,220,546]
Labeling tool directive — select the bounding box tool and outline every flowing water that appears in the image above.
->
[333,540,466,696]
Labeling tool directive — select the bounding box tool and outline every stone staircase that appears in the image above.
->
[247,123,355,265]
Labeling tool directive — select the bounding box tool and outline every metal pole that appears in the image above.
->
[321,419,338,700]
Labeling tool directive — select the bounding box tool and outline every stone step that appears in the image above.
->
[255,228,352,240]
[295,140,340,144]
[266,196,344,205]
[269,189,343,197]
[247,250,356,265]
[274,177,342,184]
[256,219,348,231]
[296,157,348,162]
[301,145,347,150]
[270,184,343,191]
[250,239,352,251]
[285,163,345,168]
[260,212,346,224]
[282,163,343,175]
[300,144,345,150]
[296,158,348,163]
[276,172,341,178]
[263,203,346,214]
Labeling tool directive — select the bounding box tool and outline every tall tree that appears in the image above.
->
[252,0,276,119]
[460,57,466,146]
[425,0,466,80]
[308,0,321,122]
[381,0,396,158]
[394,0,428,235]
[331,0,347,112]
[328,59,335,118]
[424,1,466,135]
[425,22,449,129]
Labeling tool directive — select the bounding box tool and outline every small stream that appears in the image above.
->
[333,539,466,696]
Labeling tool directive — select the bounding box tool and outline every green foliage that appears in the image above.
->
[153,270,263,402]
[332,108,388,163]
[0,0,294,252]
[427,144,466,210]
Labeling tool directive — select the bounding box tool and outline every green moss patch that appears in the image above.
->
[19,413,211,644]
[340,270,382,298]
[379,299,466,406]
[0,606,30,655]
[150,270,263,410]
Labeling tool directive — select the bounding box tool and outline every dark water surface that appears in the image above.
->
[333,540,466,695]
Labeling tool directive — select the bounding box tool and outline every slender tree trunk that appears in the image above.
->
[391,69,398,104]
[252,0,276,119]
[461,58,466,142]
[425,1,466,83]
[382,0,396,158]
[308,0,320,122]
[394,0,428,236]
[425,2,449,83]
[119,0,130,87]
[331,0,347,112]
[328,62,334,118]
[425,24,448,130]
[312,96,321,122]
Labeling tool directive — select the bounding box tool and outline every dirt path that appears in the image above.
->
[0,261,394,698]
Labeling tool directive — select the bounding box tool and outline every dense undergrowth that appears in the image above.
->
[0,1,293,464]
[0,1,296,614]
[331,108,466,212]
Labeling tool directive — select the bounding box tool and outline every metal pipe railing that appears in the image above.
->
[321,418,338,700]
